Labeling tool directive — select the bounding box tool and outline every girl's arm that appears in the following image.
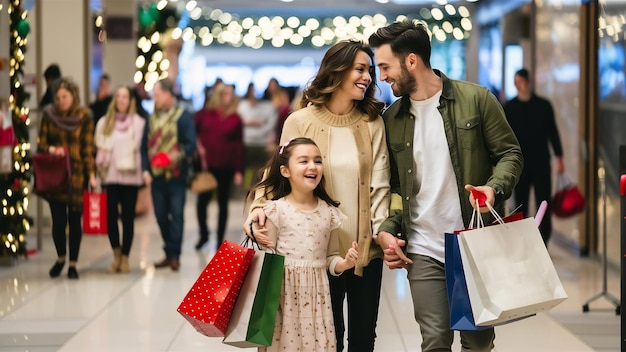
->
[327,207,353,275]
[333,241,358,274]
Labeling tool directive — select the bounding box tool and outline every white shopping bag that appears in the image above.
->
[457,216,568,326]
[222,249,266,348]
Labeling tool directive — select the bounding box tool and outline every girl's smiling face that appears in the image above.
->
[280,144,323,194]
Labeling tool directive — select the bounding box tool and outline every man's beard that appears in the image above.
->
[391,65,417,97]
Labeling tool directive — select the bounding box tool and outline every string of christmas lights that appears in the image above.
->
[1,0,32,258]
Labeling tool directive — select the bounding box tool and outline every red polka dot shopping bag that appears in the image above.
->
[177,240,255,337]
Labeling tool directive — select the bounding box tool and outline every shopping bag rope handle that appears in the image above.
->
[469,198,504,229]
[242,221,278,253]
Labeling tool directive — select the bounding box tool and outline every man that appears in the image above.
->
[505,68,564,245]
[142,78,196,271]
[369,20,523,351]
[39,64,61,108]
[89,74,113,124]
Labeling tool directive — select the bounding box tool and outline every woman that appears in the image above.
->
[95,85,148,273]
[245,40,390,351]
[38,77,97,279]
[194,83,244,251]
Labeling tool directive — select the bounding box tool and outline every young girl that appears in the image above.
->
[248,137,358,352]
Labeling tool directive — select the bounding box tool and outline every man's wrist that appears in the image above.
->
[373,231,390,246]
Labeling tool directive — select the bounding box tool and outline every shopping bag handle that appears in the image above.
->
[555,173,573,190]
[468,195,505,229]
[241,222,263,250]
[535,200,547,226]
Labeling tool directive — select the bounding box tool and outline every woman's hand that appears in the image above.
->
[89,174,98,189]
[377,231,412,270]
[250,222,271,247]
[49,146,65,156]
[143,171,152,187]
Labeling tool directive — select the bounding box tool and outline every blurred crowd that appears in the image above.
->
[37,63,298,278]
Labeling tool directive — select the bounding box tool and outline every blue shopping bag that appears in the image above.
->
[444,232,492,331]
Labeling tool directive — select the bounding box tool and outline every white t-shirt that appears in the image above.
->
[407,90,463,263]
[238,99,278,147]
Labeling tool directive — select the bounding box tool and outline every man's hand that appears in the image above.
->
[377,231,412,270]
[464,184,495,213]
[556,157,564,174]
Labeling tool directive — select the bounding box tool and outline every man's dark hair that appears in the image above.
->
[43,64,61,80]
[368,19,432,69]
[157,78,176,96]
[515,68,530,81]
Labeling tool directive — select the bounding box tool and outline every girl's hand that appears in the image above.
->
[336,241,359,273]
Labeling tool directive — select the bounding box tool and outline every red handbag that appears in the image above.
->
[32,150,70,196]
[82,189,107,235]
[178,240,255,337]
[0,126,15,174]
[552,174,585,218]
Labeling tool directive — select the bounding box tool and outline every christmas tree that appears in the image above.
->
[136,2,180,90]
[0,0,32,258]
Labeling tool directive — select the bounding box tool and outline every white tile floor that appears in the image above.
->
[0,193,620,351]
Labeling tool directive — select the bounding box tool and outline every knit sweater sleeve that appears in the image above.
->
[369,117,390,235]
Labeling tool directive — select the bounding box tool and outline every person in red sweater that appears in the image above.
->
[271,88,292,144]
[194,83,244,250]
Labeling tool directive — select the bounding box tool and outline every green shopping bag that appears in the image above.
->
[248,251,284,345]
[223,248,284,347]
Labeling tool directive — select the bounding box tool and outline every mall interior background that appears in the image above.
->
[7,0,626,269]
